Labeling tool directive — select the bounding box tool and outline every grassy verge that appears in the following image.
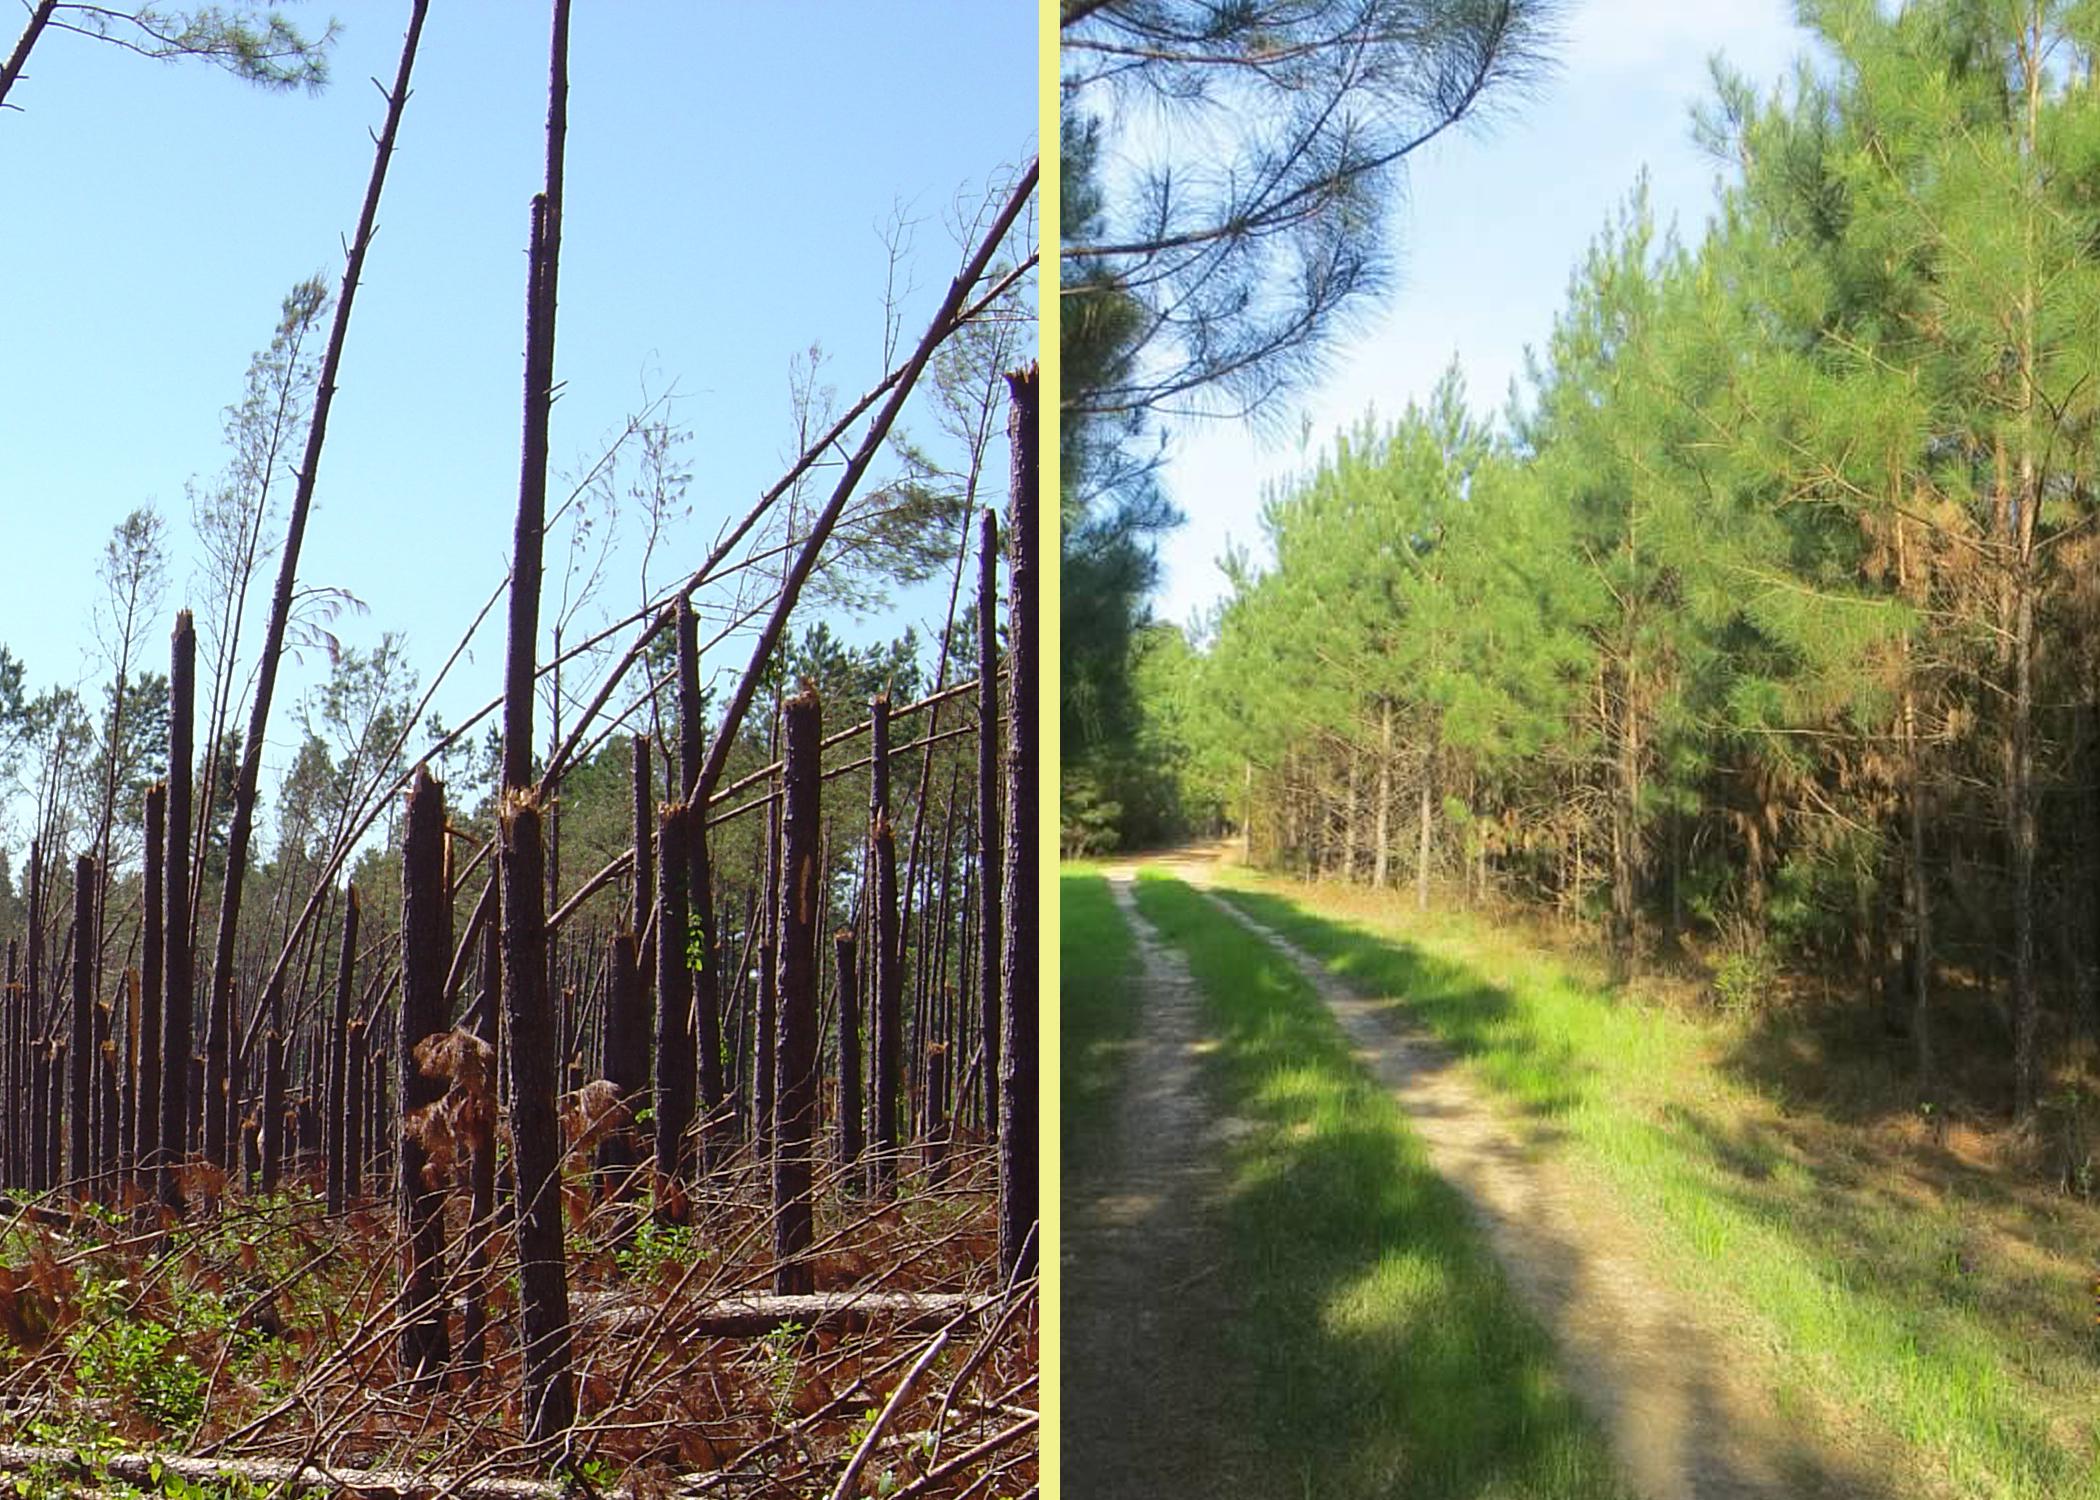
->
[1059,867,1138,1183]
[1213,875,2100,1500]
[1130,874,1628,1500]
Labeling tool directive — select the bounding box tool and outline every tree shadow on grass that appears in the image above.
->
[1647,1099,2100,1495]
[1216,887,1591,1127]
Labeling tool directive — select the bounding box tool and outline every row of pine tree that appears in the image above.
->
[1136,0,2100,1120]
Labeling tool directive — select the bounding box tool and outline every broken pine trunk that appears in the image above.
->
[998,364,1038,1285]
[500,790,576,1445]
[773,686,821,1295]
[397,767,451,1387]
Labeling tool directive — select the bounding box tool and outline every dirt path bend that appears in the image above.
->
[1201,882,1906,1500]
[1062,873,1270,1499]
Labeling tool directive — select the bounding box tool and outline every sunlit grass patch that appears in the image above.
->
[1060,868,1139,1182]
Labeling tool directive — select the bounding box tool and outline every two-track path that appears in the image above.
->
[1067,851,1908,1500]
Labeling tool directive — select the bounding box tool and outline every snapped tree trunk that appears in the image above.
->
[69,855,93,1191]
[976,507,1002,1138]
[136,784,164,1188]
[499,792,575,1445]
[160,613,196,1208]
[997,364,1038,1285]
[397,768,451,1388]
[653,802,696,1204]
[773,688,820,1295]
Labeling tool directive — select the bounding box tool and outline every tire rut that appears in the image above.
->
[1061,873,1272,1499]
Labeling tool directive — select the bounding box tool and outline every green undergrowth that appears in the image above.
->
[1131,874,1629,1500]
[1060,869,1139,1183]
[1211,873,2100,1500]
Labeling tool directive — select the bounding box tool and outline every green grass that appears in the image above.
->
[1060,868,1139,1182]
[1130,874,1629,1500]
[1212,876,2100,1500]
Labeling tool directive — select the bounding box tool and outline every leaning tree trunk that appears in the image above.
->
[0,1,56,114]
[204,0,429,1173]
[997,364,1038,1285]
[773,687,821,1295]
[397,768,451,1388]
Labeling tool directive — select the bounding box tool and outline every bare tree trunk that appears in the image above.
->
[652,802,695,1205]
[260,1021,284,1194]
[773,688,820,1295]
[499,792,575,1444]
[462,911,501,1375]
[976,508,1002,1138]
[1,940,15,1189]
[344,1019,364,1202]
[835,931,862,1171]
[1903,682,1933,1092]
[492,1,573,1445]
[397,769,451,1388]
[2011,567,2039,1118]
[1416,773,1433,915]
[136,784,164,1189]
[326,887,359,1215]
[602,932,646,1185]
[1373,701,1392,889]
[871,812,901,1196]
[69,855,93,1192]
[629,732,654,977]
[675,598,723,1162]
[1343,747,1360,883]
[997,364,1038,1286]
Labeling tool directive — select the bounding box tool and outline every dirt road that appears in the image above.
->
[1200,878,1908,1500]
[1060,872,1272,1498]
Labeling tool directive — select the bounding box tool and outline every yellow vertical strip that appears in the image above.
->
[1037,0,1063,1494]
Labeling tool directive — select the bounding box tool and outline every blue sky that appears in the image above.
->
[1144,0,1815,628]
[0,1,1036,852]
